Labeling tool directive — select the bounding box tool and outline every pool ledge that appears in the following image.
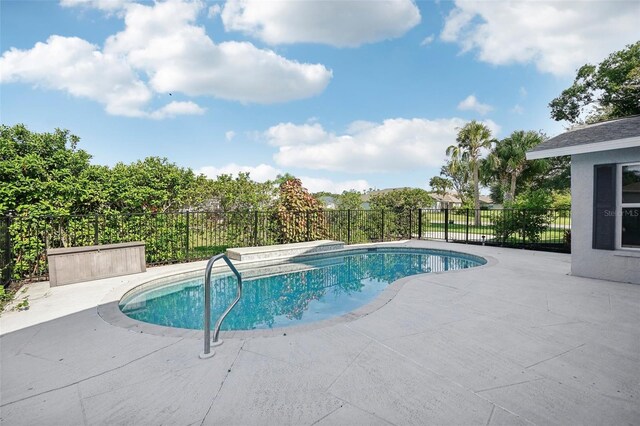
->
[227,239,344,262]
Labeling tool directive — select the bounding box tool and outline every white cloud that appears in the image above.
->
[457,95,493,115]
[298,177,370,194]
[441,0,640,76]
[0,0,332,117]
[196,163,369,193]
[0,35,152,117]
[511,104,524,115]
[197,163,282,182]
[0,35,207,119]
[265,122,329,146]
[519,86,527,98]
[420,34,435,46]
[60,0,130,11]
[105,0,332,103]
[208,4,221,18]
[220,0,421,47]
[225,131,236,141]
[267,117,500,173]
[346,120,378,134]
[149,101,205,119]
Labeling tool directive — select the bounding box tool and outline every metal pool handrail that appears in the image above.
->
[200,254,242,359]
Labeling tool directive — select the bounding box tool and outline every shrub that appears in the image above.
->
[276,179,328,243]
[0,285,14,313]
[551,191,571,217]
[492,190,553,243]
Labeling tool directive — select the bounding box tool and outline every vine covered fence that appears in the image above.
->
[0,208,571,283]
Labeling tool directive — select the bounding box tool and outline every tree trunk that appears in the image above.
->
[508,173,517,203]
[473,163,480,226]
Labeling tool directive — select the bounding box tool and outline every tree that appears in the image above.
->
[106,157,203,213]
[480,155,508,205]
[551,191,571,211]
[370,188,433,239]
[205,172,275,213]
[275,178,327,243]
[273,172,297,187]
[440,160,472,205]
[485,131,546,203]
[369,188,433,211]
[488,183,504,205]
[0,124,101,217]
[428,176,452,197]
[446,121,494,224]
[523,156,571,193]
[549,41,640,124]
[311,191,335,208]
[335,190,363,210]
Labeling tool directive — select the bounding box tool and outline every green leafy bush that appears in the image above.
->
[0,285,14,313]
[492,190,553,243]
[370,189,432,239]
[551,191,571,217]
[276,179,328,243]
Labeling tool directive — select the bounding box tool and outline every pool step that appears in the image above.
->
[227,240,344,262]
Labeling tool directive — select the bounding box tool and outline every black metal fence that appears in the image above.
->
[1,208,571,284]
[1,216,11,286]
[418,208,571,250]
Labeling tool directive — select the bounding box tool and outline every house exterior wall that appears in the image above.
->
[571,147,640,284]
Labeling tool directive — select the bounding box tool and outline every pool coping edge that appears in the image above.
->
[97,242,497,340]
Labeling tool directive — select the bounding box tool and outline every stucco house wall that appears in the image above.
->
[571,146,640,284]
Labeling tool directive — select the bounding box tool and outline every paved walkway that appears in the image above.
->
[1,241,639,425]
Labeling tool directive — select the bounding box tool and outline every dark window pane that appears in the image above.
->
[622,165,640,203]
[622,208,640,248]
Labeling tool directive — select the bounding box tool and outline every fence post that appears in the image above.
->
[465,208,469,243]
[43,218,48,249]
[522,210,526,247]
[502,210,508,246]
[381,210,385,242]
[418,209,422,240]
[306,211,311,241]
[444,208,449,242]
[408,210,412,239]
[94,213,99,246]
[347,210,352,245]
[253,211,259,246]
[185,211,190,261]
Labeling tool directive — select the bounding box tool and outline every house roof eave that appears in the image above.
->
[527,135,640,160]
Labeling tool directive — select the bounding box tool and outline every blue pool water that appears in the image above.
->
[119,248,485,331]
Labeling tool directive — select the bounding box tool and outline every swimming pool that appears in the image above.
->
[119,248,485,331]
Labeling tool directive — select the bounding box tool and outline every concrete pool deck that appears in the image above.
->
[1,240,639,425]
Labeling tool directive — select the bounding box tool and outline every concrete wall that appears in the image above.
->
[571,147,640,284]
[47,242,146,286]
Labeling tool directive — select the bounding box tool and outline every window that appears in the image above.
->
[620,163,640,249]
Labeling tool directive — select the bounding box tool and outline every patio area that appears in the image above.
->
[1,240,639,425]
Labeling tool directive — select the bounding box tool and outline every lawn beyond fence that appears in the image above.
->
[0,208,571,283]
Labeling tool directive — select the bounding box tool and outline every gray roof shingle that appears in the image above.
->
[530,115,640,153]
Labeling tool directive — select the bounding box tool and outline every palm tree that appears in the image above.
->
[446,121,494,225]
[488,131,545,202]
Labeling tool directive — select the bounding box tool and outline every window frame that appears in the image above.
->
[616,162,640,250]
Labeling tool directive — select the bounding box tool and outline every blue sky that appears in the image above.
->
[2,0,639,193]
